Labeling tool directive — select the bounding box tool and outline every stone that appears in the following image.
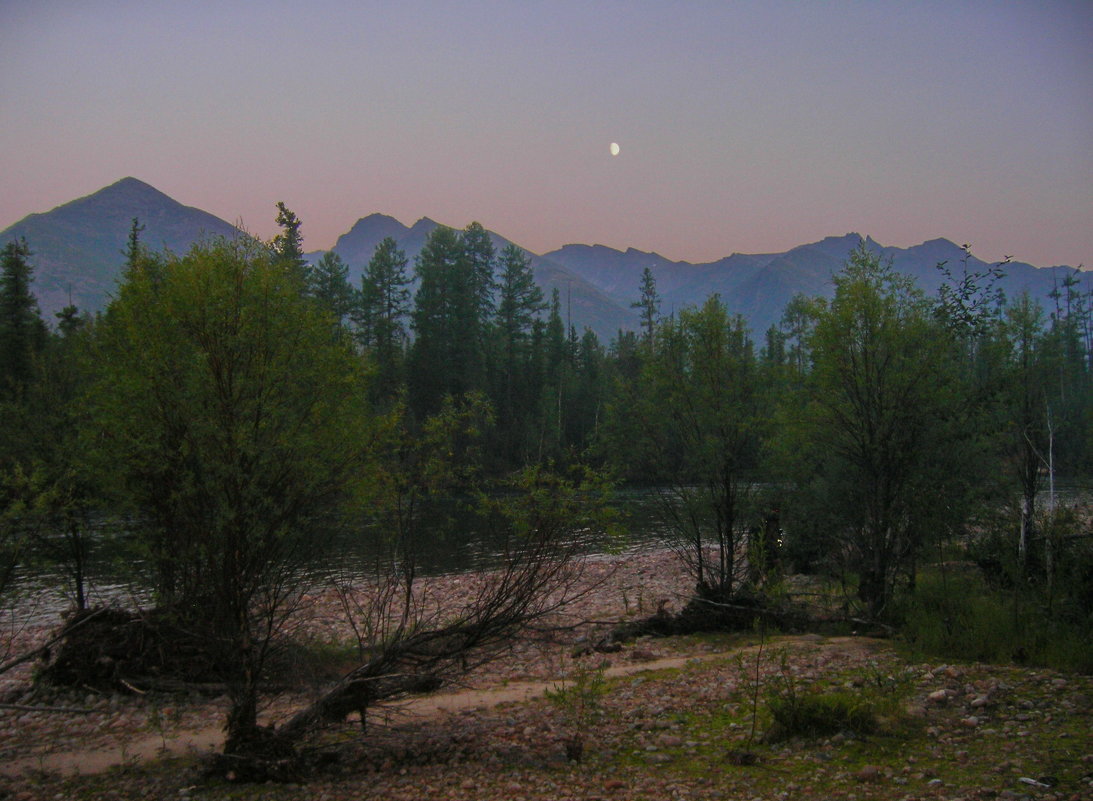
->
[855,765,883,782]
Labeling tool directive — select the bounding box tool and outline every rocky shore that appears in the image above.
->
[1,547,1090,801]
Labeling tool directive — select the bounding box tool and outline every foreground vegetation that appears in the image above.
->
[0,205,1090,785]
[6,631,1091,800]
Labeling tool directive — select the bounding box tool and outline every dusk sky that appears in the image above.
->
[2,0,1090,268]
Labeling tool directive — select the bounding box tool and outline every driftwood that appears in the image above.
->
[610,591,888,642]
[35,606,226,693]
[279,559,580,741]
[0,607,108,679]
[0,702,95,714]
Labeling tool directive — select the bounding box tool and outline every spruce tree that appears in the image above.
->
[409,226,471,415]
[494,245,545,460]
[273,202,310,287]
[357,237,411,401]
[632,266,661,348]
[0,239,47,395]
[310,251,355,325]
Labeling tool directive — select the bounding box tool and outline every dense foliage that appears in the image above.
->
[1,211,1090,710]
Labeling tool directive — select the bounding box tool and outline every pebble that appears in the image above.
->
[855,765,883,782]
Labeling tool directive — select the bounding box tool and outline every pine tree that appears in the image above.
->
[409,226,473,415]
[0,239,47,395]
[273,202,309,287]
[357,237,411,402]
[494,245,545,460]
[124,217,145,271]
[462,221,497,325]
[631,266,661,348]
[310,251,355,325]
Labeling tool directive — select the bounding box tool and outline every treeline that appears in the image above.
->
[2,209,1092,647]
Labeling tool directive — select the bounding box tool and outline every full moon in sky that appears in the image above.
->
[609,142,620,156]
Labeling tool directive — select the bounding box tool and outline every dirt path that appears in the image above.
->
[2,651,722,778]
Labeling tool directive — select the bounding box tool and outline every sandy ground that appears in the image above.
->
[0,547,698,777]
[2,548,1090,801]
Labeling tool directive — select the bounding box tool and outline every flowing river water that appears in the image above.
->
[5,490,669,627]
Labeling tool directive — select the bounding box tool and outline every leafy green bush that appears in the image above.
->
[762,651,884,742]
[899,567,1093,674]
[765,689,878,742]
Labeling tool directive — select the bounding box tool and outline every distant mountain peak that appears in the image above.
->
[355,212,404,226]
[110,176,157,190]
[340,213,407,237]
[37,176,181,219]
[0,177,238,320]
[2,180,1078,345]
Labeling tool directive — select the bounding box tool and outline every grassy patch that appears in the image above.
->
[765,689,878,741]
[898,568,1093,673]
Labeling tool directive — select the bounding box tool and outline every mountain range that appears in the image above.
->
[1,177,1080,342]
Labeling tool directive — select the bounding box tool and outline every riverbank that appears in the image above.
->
[2,548,1091,800]
[0,548,693,774]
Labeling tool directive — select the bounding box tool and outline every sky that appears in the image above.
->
[1,0,1091,268]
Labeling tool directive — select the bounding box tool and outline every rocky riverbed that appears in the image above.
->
[1,548,1091,801]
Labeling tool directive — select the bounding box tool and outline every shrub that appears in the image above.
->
[762,650,882,742]
[899,567,1093,674]
[765,689,878,742]
[545,658,609,761]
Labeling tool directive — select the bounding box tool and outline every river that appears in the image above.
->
[4,489,669,627]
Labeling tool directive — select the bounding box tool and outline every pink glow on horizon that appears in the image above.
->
[1,1,1090,269]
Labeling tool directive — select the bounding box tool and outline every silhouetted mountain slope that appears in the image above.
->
[545,233,1076,337]
[311,216,637,339]
[0,178,240,317]
[4,178,1080,342]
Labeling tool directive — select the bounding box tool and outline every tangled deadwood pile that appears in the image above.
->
[36,607,224,693]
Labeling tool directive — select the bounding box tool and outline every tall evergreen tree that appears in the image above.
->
[357,237,411,402]
[408,226,476,415]
[273,202,309,287]
[493,245,545,462]
[462,221,497,325]
[632,266,661,348]
[310,251,355,325]
[0,239,47,396]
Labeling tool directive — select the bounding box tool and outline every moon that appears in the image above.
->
[609,142,620,156]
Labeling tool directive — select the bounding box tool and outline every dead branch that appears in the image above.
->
[278,501,592,742]
[0,703,95,714]
[0,607,107,678]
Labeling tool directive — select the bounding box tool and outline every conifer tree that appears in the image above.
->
[0,239,47,395]
[310,251,355,325]
[409,226,473,415]
[632,266,661,348]
[494,245,545,460]
[357,237,411,402]
[462,221,497,325]
[273,201,309,287]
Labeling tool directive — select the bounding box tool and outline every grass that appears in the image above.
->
[897,567,1093,673]
[765,689,879,741]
